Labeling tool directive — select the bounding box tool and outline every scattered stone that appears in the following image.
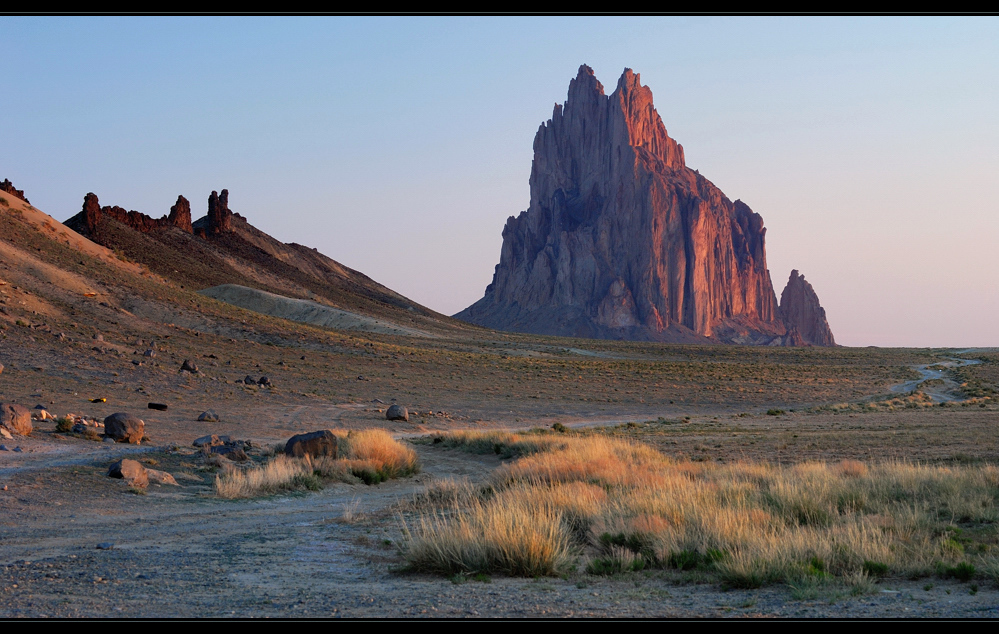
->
[0,403,32,436]
[103,413,144,444]
[96,543,114,550]
[385,404,409,422]
[243,375,256,385]
[0,444,8,451]
[13,447,22,452]
[147,403,168,411]
[107,459,148,487]
[257,376,271,387]
[210,445,247,461]
[193,434,231,448]
[372,398,384,404]
[143,349,155,358]
[284,430,339,459]
[146,469,179,486]
[180,359,198,373]
[197,410,220,422]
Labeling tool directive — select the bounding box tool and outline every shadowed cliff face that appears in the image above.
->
[458,65,820,345]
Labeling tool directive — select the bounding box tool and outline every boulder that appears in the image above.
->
[284,429,339,459]
[146,469,179,486]
[107,459,148,487]
[193,434,231,447]
[103,412,144,444]
[385,404,409,422]
[209,445,247,461]
[0,403,32,436]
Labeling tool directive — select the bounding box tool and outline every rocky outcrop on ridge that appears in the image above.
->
[0,179,29,204]
[779,270,836,347]
[206,189,233,235]
[68,192,194,236]
[457,65,830,345]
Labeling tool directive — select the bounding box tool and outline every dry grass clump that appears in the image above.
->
[403,431,999,587]
[215,429,418,498]
[813,391,936,413]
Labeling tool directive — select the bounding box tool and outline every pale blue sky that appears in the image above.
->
[3,16,997,346]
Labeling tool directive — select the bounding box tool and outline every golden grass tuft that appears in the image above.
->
[403,430,999,584]
[214,429,418,498]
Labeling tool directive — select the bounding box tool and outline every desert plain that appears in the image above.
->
[0,190,998,618]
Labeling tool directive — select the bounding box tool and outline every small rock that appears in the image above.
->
[385,404,409,422]
[96,543,114,550]
[197,410,220,422]
[210,445,247,461]
[12,447,22,453]
[142,349,155,357]
[107,459,148,487]
[257,376,271,387]
[0,429,10,440]
[0,403,32,436]
[103,413,144,444]
[0,444,8,451]
[147,403,168,411]
[146,469,178,486]
[284,430,339,459]
[244,375,256,385]
[193,434,231,448]
[180,359,198,373]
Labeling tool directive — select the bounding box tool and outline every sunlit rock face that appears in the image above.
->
[459,65,833,345]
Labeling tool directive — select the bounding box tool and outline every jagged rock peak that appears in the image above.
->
[0,179,29,204]
[456,65,789,344]
[207,189,232,234]
[168,195,193,234]
[779,270,836,346]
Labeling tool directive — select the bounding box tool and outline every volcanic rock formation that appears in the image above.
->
[0,179,29,204]
[69,192,194,236]
[457,65,833,346]
[779,270,836,347]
